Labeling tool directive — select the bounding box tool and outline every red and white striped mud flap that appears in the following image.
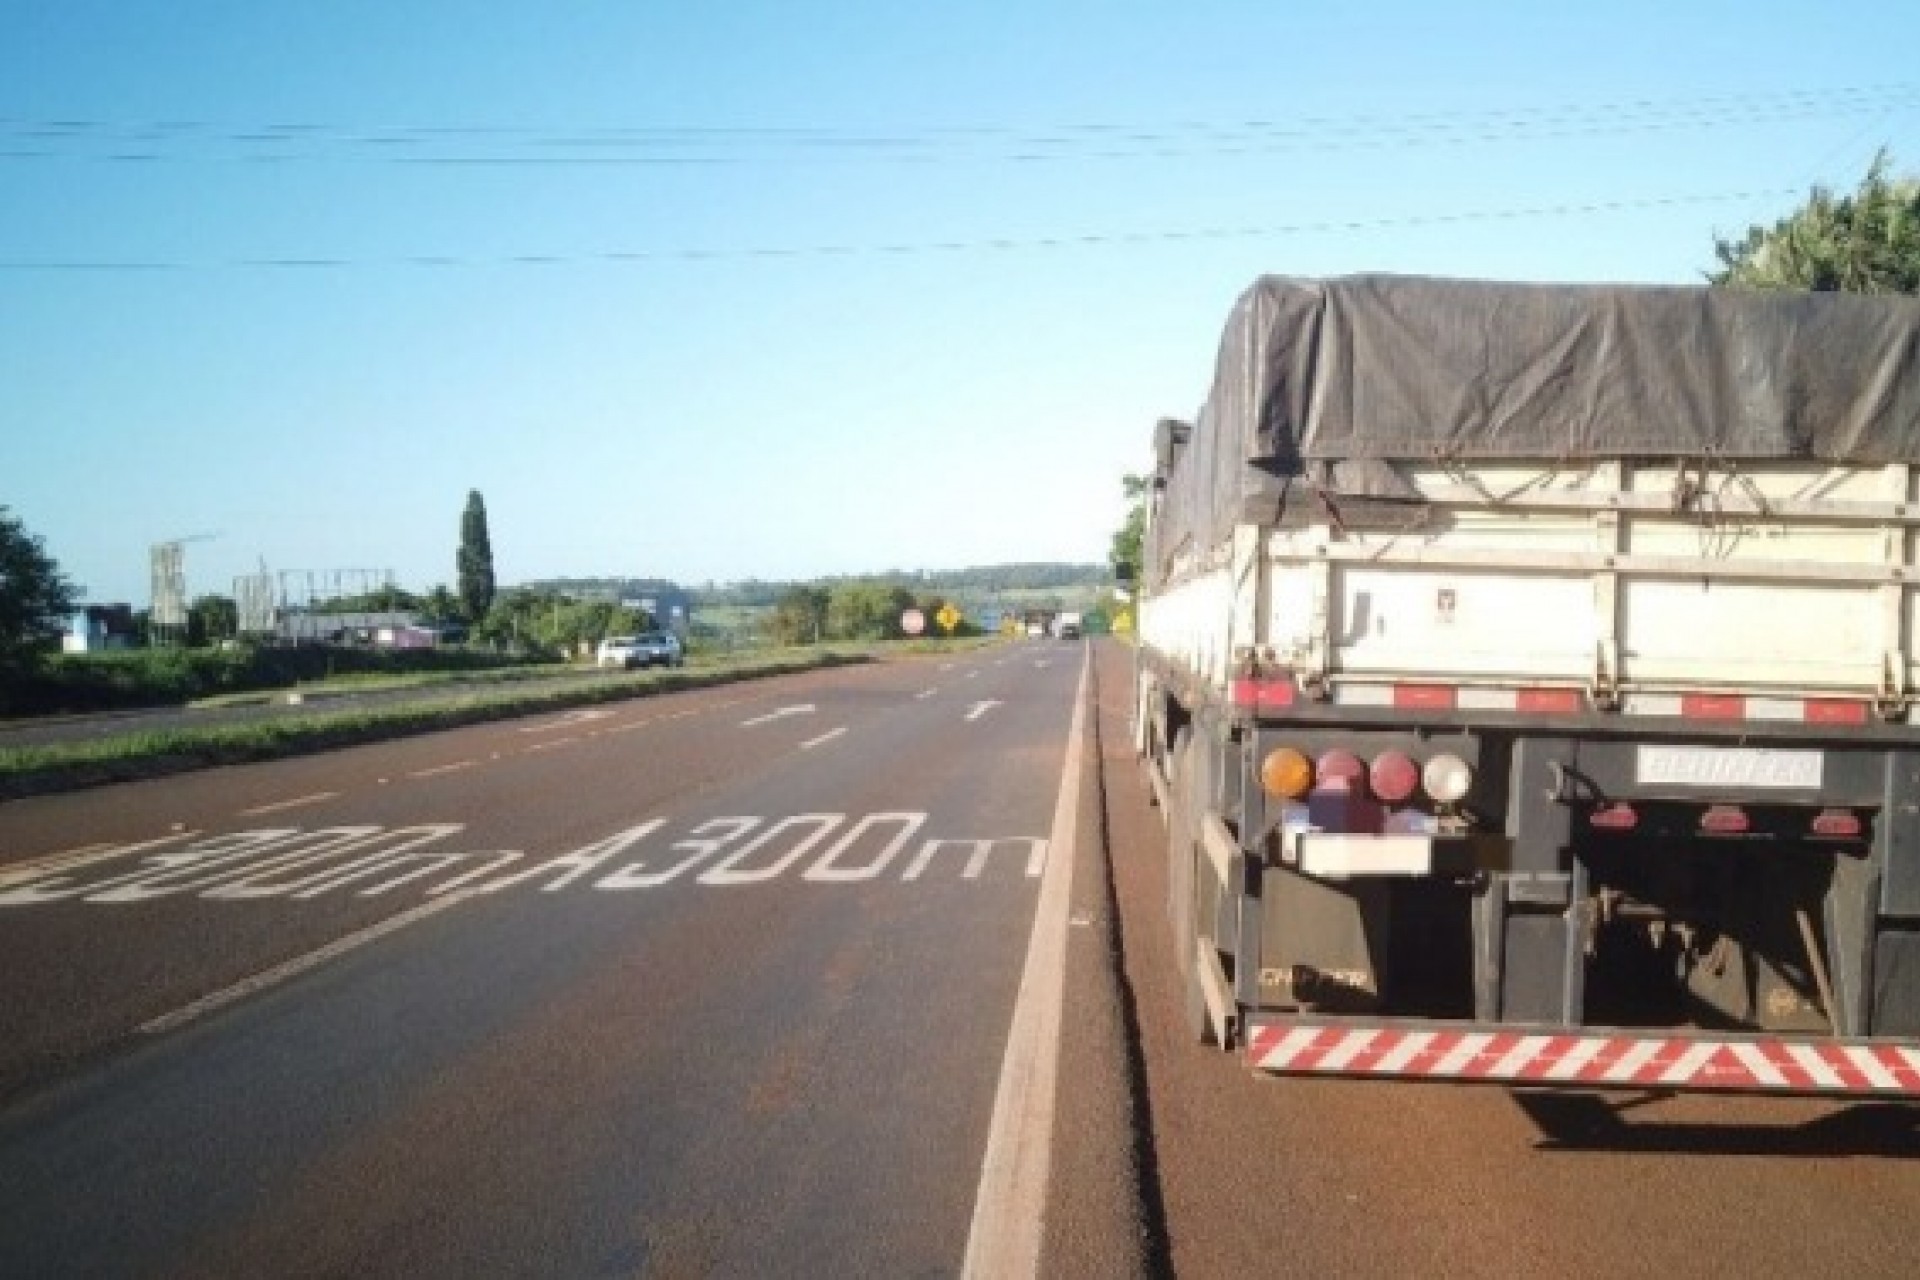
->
[1244,1021,1920,1096]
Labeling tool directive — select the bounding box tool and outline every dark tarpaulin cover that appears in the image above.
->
[1149,274,1920,579]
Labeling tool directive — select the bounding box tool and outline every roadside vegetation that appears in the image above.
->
[8,646,554,717]
[0,647,862,799]
[0,636,1000,799]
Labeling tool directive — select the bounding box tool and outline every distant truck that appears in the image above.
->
[1135,275,1920,1096]
[1054,612,1084,640]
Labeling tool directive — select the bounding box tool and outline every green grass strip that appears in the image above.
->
[0,649,873,800]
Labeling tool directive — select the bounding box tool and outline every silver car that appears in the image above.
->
[597,632,684,669]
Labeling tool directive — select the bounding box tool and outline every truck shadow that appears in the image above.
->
[1508,1090,1920,1157]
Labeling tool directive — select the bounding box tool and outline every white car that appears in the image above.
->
[598,632,684,669]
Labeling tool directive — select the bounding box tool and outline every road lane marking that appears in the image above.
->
[0,836,193,891]
[236,792,339,817]
[964,670,981,680]
[965,700,1002,722]
[741,704,815,727]
[800,727,847,750]
[916,689,938,700]
[525,737,580,752]
[518,707,614,734]
[139,889,476,1036]
[962,644,1087,1279]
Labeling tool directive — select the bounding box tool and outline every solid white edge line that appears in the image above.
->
[139,889,475,1035]
[961,645,1088,1280]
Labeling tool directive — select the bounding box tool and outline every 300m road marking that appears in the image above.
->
[0,815,1045,908]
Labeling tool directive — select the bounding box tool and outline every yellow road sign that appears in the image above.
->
[936,604,961,633]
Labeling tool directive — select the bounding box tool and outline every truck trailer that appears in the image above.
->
[1135,275,1920,1096]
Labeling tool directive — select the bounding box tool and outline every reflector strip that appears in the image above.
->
[1243,1025,1920,1095]
[1307,686,1890,725]
[1393,685,1457,710]
[1235,677,1298,710]
[1516,688,1583,714]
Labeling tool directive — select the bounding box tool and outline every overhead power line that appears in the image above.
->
[0,186,1803,273]
[2,83,1914,166]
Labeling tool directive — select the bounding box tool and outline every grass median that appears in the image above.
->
[0,648,879,801]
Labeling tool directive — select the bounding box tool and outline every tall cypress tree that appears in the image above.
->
[456,490,496,622]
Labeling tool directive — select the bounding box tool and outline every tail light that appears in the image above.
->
[1260,747,1313,800]
[1317,749,1366,786]
[1369,751,1420,804]
[1590,803,1639,831]
[1700,805,1750,834]
[1812,810,1863,839]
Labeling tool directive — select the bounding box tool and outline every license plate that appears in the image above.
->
[1635,746,1823,790]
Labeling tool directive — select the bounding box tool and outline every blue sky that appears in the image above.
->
[5,1,1919,605]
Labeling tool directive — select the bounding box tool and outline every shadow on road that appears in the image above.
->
[1510,1090,1920,1158]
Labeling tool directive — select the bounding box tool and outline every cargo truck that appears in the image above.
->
[1134,275,1920,1095]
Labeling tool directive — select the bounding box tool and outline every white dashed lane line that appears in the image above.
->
[800,728,847,750]
[525,737,581,753]
[407,760,479,779]
[236,792,339,817]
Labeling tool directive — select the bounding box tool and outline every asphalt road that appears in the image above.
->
[8,637,1918,1279]
[0,643,1084,1277]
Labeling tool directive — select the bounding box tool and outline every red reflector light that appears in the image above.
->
[1369,751,1420,803]
[1394,684,1457,710]
[1257,678,1296,709]
[1700,805,1751,834]
[1812,809,1864,838]
[1233,677,1297,710]
[1682,695,1746,721]
[1517,688,1582,715]
[1589,803,1639,831]
[1805,700,1869,725]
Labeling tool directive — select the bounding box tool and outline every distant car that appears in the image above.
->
[1026,622,1045,637]
[1054,612,1083,640]
[598,632,684,669]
